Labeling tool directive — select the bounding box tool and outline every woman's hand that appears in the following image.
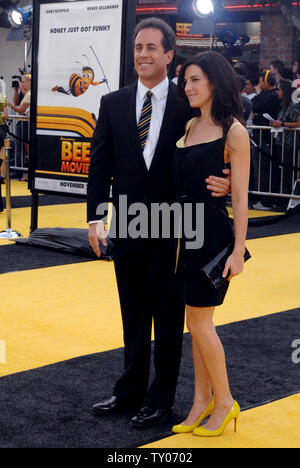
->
[222,252,245,281]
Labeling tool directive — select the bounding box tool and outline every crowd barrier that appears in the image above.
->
[1,119,300,215]
[247,125,300,208]
[6,114,30,176]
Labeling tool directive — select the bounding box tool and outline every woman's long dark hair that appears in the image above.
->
[278,79,292,112]
[177,51,244,139]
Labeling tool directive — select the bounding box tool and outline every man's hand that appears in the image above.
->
[88,222,107,258]
[206,168,231,197]
[269,120,282,129]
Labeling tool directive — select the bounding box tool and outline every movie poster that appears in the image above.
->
[33,0,123,195]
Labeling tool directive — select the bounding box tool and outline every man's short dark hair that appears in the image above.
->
[270,60,285,76]
[233,62,248,77]
[133,18,176,53]
[246,73,259,87]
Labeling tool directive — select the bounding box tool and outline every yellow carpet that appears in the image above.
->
[141,394,300,448]
[0,232,299,377]
[227,206,283,218]
[0,187,298,377]
[1,180,31,197]
[0,203,87,245]
[0,185,284,248]
[0,182,299,449]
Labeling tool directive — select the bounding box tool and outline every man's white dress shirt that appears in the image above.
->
[136,76,169,170]
[90,77,170,224]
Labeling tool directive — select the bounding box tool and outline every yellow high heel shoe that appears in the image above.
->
[172,398,214,434]
[193,400,240,437]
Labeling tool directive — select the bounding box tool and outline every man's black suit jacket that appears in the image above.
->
[87,80,195,249]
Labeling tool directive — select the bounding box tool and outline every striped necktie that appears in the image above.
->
[138,90,153,149]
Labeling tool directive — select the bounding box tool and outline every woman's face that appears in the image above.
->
[292,61,299,74]
[276,85,283,101]
[259,76,268,91]
[184,64,214,109]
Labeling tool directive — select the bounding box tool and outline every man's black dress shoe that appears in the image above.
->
[131,406,172,428]
[92,396,128,414]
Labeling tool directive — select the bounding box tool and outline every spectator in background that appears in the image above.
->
[282,67,293,81]
[292,66,300,89]
[8,74,31,181]
[243,73,259,127]
[12,76,24,107]
[8,73,31,115]
[237,73,252,123]
[270,60,285,84]
[8,75,25,178]
[252,70,280,126]
[172,64,182,85]
[241,73,257,193]
[233,61,248,77]
[244,73,259,101]
[0,93,8,184]
[292,59,299,80]
[252,70,280,209]
[270,79,300,197]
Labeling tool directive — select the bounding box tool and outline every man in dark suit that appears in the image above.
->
[87,18,230,427]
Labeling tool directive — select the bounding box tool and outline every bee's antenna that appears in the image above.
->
[82,54,90,67]
[89,45,111,92]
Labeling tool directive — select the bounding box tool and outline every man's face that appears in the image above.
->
[21,77,30,93]
[245,79,255,95]
[134,27,174,85]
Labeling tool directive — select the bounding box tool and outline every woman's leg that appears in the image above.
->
[181,336,213,425]
[186,305,234,431]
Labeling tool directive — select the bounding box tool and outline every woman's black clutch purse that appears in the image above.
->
[201,242,251,289]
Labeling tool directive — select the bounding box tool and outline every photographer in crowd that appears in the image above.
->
[8,73,31,116]
[11,74,24,106]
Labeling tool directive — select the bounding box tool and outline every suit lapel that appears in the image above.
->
[149,81,177,173]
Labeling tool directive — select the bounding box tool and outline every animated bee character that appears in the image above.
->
[52,62,107,97]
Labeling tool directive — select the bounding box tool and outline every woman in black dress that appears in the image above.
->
[172,52,250,437]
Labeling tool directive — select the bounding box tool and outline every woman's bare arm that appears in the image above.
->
[223,123,250,280]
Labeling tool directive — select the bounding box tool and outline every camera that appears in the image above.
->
[12,75,21,88]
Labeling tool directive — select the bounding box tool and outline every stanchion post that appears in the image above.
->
[0,138,22,239]
[30,191,39,233]
[4,138,12,230]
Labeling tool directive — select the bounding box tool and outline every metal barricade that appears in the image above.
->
[247,125,300,207]
[2,117,299,209]
[6,114,30,176]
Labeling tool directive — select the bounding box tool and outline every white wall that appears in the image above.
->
[0,27,27,101]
